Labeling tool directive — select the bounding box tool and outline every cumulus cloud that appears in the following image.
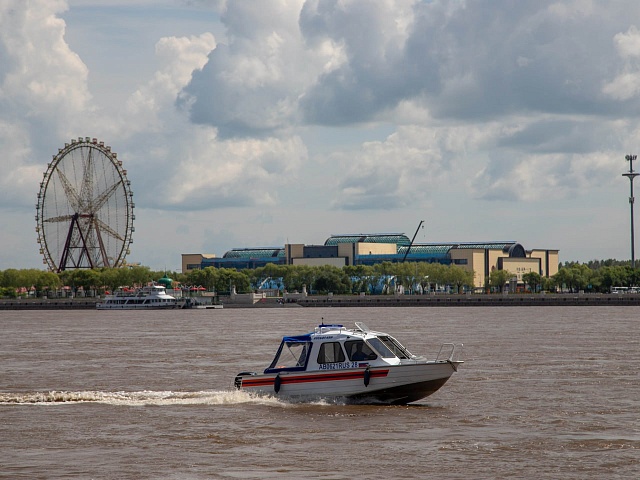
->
[5,0,640,213]
[0,0,92,206]
[330,124,459,209]
[124,32,216,133]
[298,0,416,124]
[0,0,90,116]
[603,26,640,100]
[176,0,640,211]
[6,0,640,268]
[112,28,307,211]
[161,133,306,209]
[180,0,317,138]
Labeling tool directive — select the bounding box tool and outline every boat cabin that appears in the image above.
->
[264,323,416,374]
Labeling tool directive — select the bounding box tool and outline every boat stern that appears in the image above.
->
[234,371,257,389]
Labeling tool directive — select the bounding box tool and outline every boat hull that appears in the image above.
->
[96,304,178,310]
[237,361,459,405]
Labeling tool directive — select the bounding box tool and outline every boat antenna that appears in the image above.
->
[402,220,424,262]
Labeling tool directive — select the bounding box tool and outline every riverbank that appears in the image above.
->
[0,299,97,310]
[296,292,640,307]
[2,292,640,309]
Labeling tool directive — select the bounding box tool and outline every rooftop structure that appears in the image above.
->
[183,232,559,289]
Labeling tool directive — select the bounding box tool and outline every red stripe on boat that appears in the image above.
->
[241,369,389,388]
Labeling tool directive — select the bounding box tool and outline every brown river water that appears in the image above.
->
[1,306,638,479]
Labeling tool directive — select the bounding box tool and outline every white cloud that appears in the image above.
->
[603,26,640,100]
[5,0,640,269]
[612,25,640,58]
[110,28,308,212]
[0,0,91,121]
[0,0,93,207]
[330,124,462,210]
[124,33,216,133]
[181,0,320,137]
[151,130,308,210]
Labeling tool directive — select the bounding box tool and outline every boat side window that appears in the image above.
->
[366,337,396,358]
[377,336,412,359]
[267,341,311,370]
[345,340,377,361]
[317,342,346,364]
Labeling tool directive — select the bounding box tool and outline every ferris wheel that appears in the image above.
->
[36,137,135,272]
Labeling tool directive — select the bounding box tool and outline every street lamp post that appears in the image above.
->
[623,154,639,268]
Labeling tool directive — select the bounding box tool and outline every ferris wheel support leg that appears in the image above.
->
[58,213,95,271]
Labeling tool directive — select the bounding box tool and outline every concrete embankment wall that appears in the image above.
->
[297,293,640,307]
[0,299,97,310]
[2,293,640,309]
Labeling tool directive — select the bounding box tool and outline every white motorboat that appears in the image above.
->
[96,284,178,310]
[234,322,463,404]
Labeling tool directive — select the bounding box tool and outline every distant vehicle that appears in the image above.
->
[610,287,639,294]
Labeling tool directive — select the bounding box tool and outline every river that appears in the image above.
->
[1,306,638,479]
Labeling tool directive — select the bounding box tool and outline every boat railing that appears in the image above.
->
[315,323,345,334]
[436,343,464,363]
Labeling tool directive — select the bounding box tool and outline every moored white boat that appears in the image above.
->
[96,284,178,310]
[235,322,463,404]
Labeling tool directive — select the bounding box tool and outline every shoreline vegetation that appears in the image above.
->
[1,259,639,307]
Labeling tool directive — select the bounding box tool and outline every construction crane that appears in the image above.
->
[402,220,424,262]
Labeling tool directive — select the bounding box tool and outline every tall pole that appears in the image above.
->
[402,220,424,263]
[623,155,638,268]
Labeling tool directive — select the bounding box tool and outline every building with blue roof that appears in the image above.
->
[182,233,559,289]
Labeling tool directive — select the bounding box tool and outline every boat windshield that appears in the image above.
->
[367,336,412,359]
[267,341,311,370]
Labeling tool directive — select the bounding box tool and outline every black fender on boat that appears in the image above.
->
[274,373,282,393]
[363,366,371,387]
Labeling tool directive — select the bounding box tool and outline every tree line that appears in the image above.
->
[0,263,474,297]
[1,259,639,298]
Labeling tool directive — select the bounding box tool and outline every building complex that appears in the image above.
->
[182,233,559,289]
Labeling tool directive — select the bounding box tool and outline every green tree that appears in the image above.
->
[313,266,351,294]
[522,271,542,293]
[489,269,513,293]
[282,265,315,292]
[344,264,372,293]
[427,262,449,291]
[129,266,153,287]
[552,267,571,292]
[34,270,61,296]
[553,264,592,292]
[540,276,553,292]
[100,267,133,292]
[372,262,394,294]
[57,269,100,295]
[414,262,433,293]
[448,265,475,293]
[394,262,416,294]
[212,268,250,294]
[570,264,592,291]
[1,269,22,288]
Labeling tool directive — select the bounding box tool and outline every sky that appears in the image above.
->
[2,0,640,272]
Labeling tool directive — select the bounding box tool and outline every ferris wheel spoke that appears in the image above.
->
[94,217,125,242]
[79,147,94,204]
[80,217,110,266]
[55,169,82,211]
[43,214,73,223]
[90,179,124,213]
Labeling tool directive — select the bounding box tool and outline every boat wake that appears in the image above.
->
[0,389,285,406]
